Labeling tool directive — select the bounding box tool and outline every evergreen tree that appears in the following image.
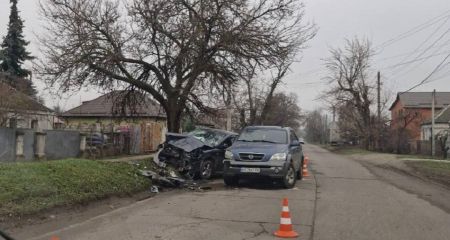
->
[0,0,34,76]
[0,0,36,97]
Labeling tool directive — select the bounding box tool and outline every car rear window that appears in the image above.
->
[237,128,287,144]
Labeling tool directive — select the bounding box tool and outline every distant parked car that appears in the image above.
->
[158,127,238,179]
[223,126,304,188]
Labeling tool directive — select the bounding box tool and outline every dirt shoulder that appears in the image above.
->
[319,146,450,214]
[405,161,450,187]
[356,153,450,189]
[4,191,155,238]
[322,146,450,188]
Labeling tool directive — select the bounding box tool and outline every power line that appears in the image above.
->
[388,30,450,78]
[400,52,450,94]
[377,41,450,61]
[289,67,323,79]
[375,9,450,51]
[381,50,450,69]
[389,16,450,69]
[423,62,450,82]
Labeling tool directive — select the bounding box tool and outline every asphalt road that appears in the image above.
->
[25,145,450,240]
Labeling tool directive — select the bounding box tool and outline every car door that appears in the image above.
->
[289,130,301,171]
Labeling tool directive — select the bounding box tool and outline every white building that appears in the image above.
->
[421,105,450,141]
[1,81,56,130]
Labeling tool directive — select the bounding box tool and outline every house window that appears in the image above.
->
[9,118,17,128]
[31,120,39,129]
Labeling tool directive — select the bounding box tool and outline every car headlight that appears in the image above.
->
[225,150,234,160]
[270,153,287,161]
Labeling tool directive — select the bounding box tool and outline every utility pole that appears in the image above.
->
[377,72,381,150]
[330,107,335,143]
[325,114,328,144]
[432,89,436,157]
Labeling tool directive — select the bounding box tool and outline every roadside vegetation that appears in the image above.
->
[322,145,374,155]
[0,159,150,217]
[322,145,450,187]
[324,145,437,160]
[405,161,450,186]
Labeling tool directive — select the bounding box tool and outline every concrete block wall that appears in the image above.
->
[0,128,16,162]
[0,127,86,162]
[45,130,81,160]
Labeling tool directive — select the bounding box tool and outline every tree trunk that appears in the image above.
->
[165,98,183,133]
[249,109,257,125]
[239,109,247,128]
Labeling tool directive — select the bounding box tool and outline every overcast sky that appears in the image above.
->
[1,0,449,112]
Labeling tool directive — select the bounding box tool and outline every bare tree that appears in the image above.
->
[336,102,361,144]
[391,109,424,153]
[304,109,327,143]
[262,92,303,129]
[36,0,316,132]
[231,61,293,127]
[323,38,375,149]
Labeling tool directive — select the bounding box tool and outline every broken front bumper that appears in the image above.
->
[158,148,202,175]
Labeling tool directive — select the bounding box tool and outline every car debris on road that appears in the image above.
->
[156,127,237,179]
[137,127,239,193]
[139,169,186,188]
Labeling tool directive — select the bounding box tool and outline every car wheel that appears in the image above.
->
[200,159,213,180]
[224,176,239,186]
[282,165,297,189]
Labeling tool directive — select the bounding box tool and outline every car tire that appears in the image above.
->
[224,176,239,186]
[200,159,213,180]
[282,164,297,189]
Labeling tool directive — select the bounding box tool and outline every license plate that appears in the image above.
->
[240,167,260,173]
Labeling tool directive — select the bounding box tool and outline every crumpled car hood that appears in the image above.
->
[169,136,211,152]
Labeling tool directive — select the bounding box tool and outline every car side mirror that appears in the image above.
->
[290,140,300,147]
[298,138,305,145]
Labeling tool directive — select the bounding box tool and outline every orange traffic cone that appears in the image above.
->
[274,198,299,238]
[302,156,310,177]
[50,236,60,240]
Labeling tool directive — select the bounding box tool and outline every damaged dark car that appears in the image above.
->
[157,128,237,179]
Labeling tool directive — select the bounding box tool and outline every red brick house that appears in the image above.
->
[389,92,450,152]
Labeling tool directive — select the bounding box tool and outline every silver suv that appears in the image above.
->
[223,126,304,188]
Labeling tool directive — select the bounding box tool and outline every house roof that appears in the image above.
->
[0,81,52,113]
[62,91,166,118]
[422,105,450,125]
[389,92,450,110]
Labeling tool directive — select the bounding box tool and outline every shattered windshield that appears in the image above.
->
[238,128,288,144]
[188,129,228,146]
